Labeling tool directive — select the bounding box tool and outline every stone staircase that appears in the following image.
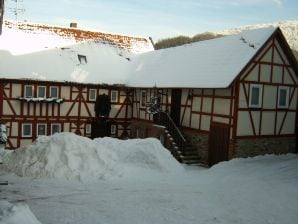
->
[153,111,206,167]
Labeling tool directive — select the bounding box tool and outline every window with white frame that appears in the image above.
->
[22,123,32,137]
[85,124,91,134]
[249,84,262,108]
[110,90,118,103]
[278,86,290,108]
[51,123,61,135]
[37,123,47,136]
[24,85,33,98]
[50,86,58,98]
[37,86,46,98]
[111,124,117,135]
[89,89,97,101]
[140,90,147,108]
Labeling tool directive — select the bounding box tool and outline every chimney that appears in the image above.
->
[70,22,77,28]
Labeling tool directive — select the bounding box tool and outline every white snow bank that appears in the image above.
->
[0,200,42,224]
[2,133,182,181]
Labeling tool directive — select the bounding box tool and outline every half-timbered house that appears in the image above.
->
[0,21,297,166]
[0,21,153,149]
[127,27,298,166]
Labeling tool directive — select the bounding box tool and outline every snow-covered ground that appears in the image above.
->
[0,133,297,224]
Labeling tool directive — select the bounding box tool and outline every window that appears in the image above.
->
[37,86,46,98]
[89,89,97,101]
[22,123,32,137]
[278,86,289,108]
[37,124,47,136]
[110,90,118,103]
[24,85,33,98]
[86,124,91,134]
[78,54,87,64]
[249,84,262,108]
[51,123,61,135]
[140,90,147,108]
[111,125,117,135]
[50,86,58,98]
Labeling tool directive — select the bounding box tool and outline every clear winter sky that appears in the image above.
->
[4,0,298,41]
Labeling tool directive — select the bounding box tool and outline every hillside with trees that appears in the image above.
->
[154,32,223,50]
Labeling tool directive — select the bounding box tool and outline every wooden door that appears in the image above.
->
[208,122,230,166]
[170,89,182,127]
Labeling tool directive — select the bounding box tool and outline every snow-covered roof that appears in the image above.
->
[126,27,277,88]
[0,21,154,55]
[0,41,134,84]
[0,21,152,85]
[0,22,278,88]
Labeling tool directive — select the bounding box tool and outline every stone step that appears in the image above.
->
[181,155,200,160]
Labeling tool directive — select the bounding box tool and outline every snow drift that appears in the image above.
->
[2,133,183,181]
[0,200,42,224]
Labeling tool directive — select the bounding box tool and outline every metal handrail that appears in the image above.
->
[153,111,186,148]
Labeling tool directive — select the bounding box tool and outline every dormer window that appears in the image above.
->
[78,54,87,64]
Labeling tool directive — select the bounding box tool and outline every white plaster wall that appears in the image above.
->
[11,84,22,98]
[64,123,70,132]
[261,48,272,63]
[274,41,289,65]
[280,112,296,134]
[284,69,295,85]
[192,97,201,112]
[272,66,283,83]
[260,64,271,80]
[60,102,73,116]
[200,115,211,131]
[238,83,248,108]
[263,85,277,109]
[181,108,191,127]
[11,122,19,136]
[275,112,285,133]
[251,111,261,135]
[61,86,70,100]
[190,114,200,129]
[202,98,212,113]
[213,98,230,115]
[245,65,259,81]
[237,111,253,136]
[260,112,275,135]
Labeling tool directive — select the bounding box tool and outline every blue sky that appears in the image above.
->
[4,0,298,41]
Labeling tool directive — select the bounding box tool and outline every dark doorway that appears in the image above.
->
[208,122,230,166]
[91,118,111,139]
[170,89,182,127]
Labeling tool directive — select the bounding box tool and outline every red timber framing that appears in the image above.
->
[0,79,132,149]
[232,28,298,139]
[132,87,235,136]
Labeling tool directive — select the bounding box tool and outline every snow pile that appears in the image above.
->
[0,200,41,224]
[2,133,182,181]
